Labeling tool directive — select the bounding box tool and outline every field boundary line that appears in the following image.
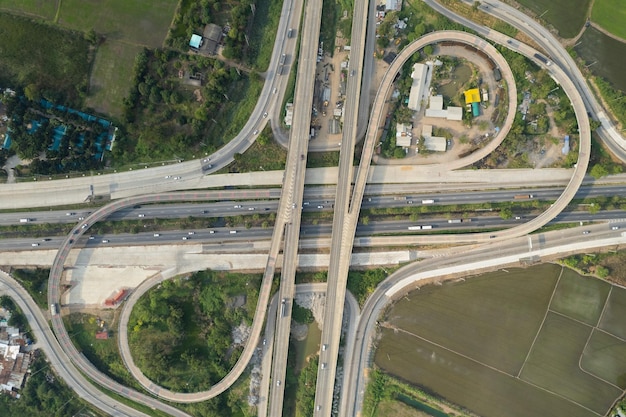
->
[516,266,563,378]
[54,0,62,23]
[577,327,623,393]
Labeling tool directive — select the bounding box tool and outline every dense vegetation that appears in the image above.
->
[560,248,626,286]
[11,268,49,309]
[116,48,259,164]
[128,270,262,392]
[0,13,92,106]
[167,0,255,62]
[0,353,105,417]
[347,268,391,306]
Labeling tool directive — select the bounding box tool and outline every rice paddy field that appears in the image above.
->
[514,0,591,38]
[376,263,626,417]
[591,0,626,41]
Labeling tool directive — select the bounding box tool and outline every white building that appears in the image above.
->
[396,123,412,147]
[424,95,463,121]
[385,0,402,11]
[284,103,294,127]
[407,63,428,112]
[421,124,447,152]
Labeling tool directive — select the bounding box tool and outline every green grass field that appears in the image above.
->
[387,265,559,375]
[86,41,143,117]
[376,264,626,417]
[515,0,591,38]
[591,0,626,41]
[57,0,177,48]
[0,0,56,20]
[520,313,621,415]
[581,330,626,389]
[549,268,611,326]
[599,286,626,339]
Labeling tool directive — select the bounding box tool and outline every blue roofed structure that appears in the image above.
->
[189,34,202,49]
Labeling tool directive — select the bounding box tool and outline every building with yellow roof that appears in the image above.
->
[464,88,481,104]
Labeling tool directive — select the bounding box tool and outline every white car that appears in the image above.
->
[153,233,160,237]
[611,226,620,230]
[263,112,268,118]
[317,205,324,209]
[164,175,171,179]
[182,236,188,240]
[248,207,255,211]
[234,205,242,209]
[253,129,259,135]
[31,243,39,247]
[174,176,182,180]
[188,231,195,235]
[102,239,109,243]
[138,214,145,218]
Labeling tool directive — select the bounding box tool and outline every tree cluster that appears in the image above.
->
[128,270,261,392]
[4,93,108,174]
[117,48,243,163]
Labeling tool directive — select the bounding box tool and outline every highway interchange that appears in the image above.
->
[2,0,626,416]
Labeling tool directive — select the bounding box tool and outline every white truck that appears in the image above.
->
[421,199,435,204]
[20,218,31,223]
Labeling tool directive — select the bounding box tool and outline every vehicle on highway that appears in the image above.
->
[164,175,171,179]
[153,233,160,237]
[303,201,310,206]
[317,205,324,209]
[322,344,327,351]
[514,194,534,200]
[281,298,287,317]
[253,129,259,135]
[174,176,182,180]
[612,226,620,230]
[287,28,294,38]
[31,243,39,247]
[300,154,305,160]
[188,231,195,235]
[102,239,109,243]
[273,87,277,94]
[407,200,413,204]
[19,218,31,223]
[263,338,267,345]
[89,236,95,240]
[182,236,188,240]
[209,230,215,234]
[248,207,255,211]
[42,238,51,241]
[230,230,237,234]
[51,303,59,316]
[515,216,522,220]
[276,380,281,386]
[263,112,268,118]
[66,212,75,216]
[422,199,435,204]
[350,70,355,77]
[321,363,326,369]
[280,53,286,65]
[78,216,85,220]
[138,214,145,217]
[234,204,242,208]
[582,230,590,235]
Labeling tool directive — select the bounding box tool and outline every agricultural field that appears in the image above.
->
[56,0,177,48]
[376,263,626,417]
[591,0,626,41]
[514,0,591,38]
[86,42,144,117]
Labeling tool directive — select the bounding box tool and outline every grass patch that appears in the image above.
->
[599,286,626,339]
[307,151,340,168]
[0,12,91,105]
[228,126,287,172]
[320,0,339,55]
[246,0,283,70]
[591,0,626,40]
[57,0,177,48]
[0,0,57,19]
[86,41,144,118]
[64,313,140,389]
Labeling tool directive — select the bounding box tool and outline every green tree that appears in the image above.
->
[596,265,609,279]
[499,207,513,219]
[590,164,609,179]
